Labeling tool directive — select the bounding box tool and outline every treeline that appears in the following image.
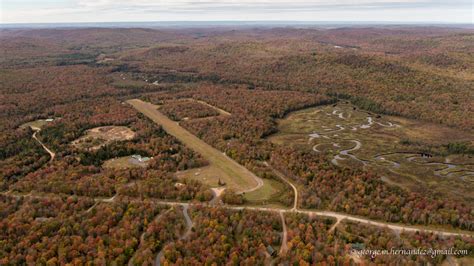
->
[328,92,387,115]
[2,195,471,265]
[445,142,474,155]
[0,65,120,118]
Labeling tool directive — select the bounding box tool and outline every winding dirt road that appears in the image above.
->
[264,162,298,211]
[32,130,55,162]
[128,208,173,266]
[155,204,193,266]
[278,211,288,255]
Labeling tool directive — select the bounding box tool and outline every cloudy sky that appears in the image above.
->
[1,0,472,24]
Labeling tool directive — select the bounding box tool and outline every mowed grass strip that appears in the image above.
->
[127,99,261,193]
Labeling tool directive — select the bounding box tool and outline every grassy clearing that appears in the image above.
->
[175,165,240,190]
[243,178,285,203]
[102,156,148,169]
[20,119,51,130]
[128,99,260,193]
[110,72,152,88]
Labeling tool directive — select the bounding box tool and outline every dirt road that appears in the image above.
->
[156,204,193,266]
[279,211,288,255]
[32,130,55,162]
[193,99,231,116]
[5,192,472,238]
[129,208,172,266]
[265,161,298,211]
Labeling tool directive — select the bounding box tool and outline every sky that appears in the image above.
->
[1,0,473,24]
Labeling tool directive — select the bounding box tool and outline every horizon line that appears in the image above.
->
[1,20,472,28]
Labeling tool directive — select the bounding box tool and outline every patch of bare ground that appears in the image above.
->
[71,125,135,150]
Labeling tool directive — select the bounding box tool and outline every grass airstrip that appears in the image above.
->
[127,99,263,195]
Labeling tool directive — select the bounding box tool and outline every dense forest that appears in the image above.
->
[118,28,474,130]
[279,213,474,265]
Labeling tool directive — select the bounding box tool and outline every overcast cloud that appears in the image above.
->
[1,0,472,23]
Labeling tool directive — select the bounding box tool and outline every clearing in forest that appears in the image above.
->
[103,155,150,169]
[72,126,136,150]
[175,165,230,188]
[20,118,54,130]
[127,99,262,194]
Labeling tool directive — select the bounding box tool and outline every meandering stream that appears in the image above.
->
[308,109,473,181]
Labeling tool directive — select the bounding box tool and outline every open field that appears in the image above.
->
[243,178,286,203]
[72,126,135,150]
[110,72,156,88]
[175,159,288,206]
[269,103,474,204]
[20,119,53,130]
[127,99,262,194]
[103,156,149,169]
[176,165,232,188]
